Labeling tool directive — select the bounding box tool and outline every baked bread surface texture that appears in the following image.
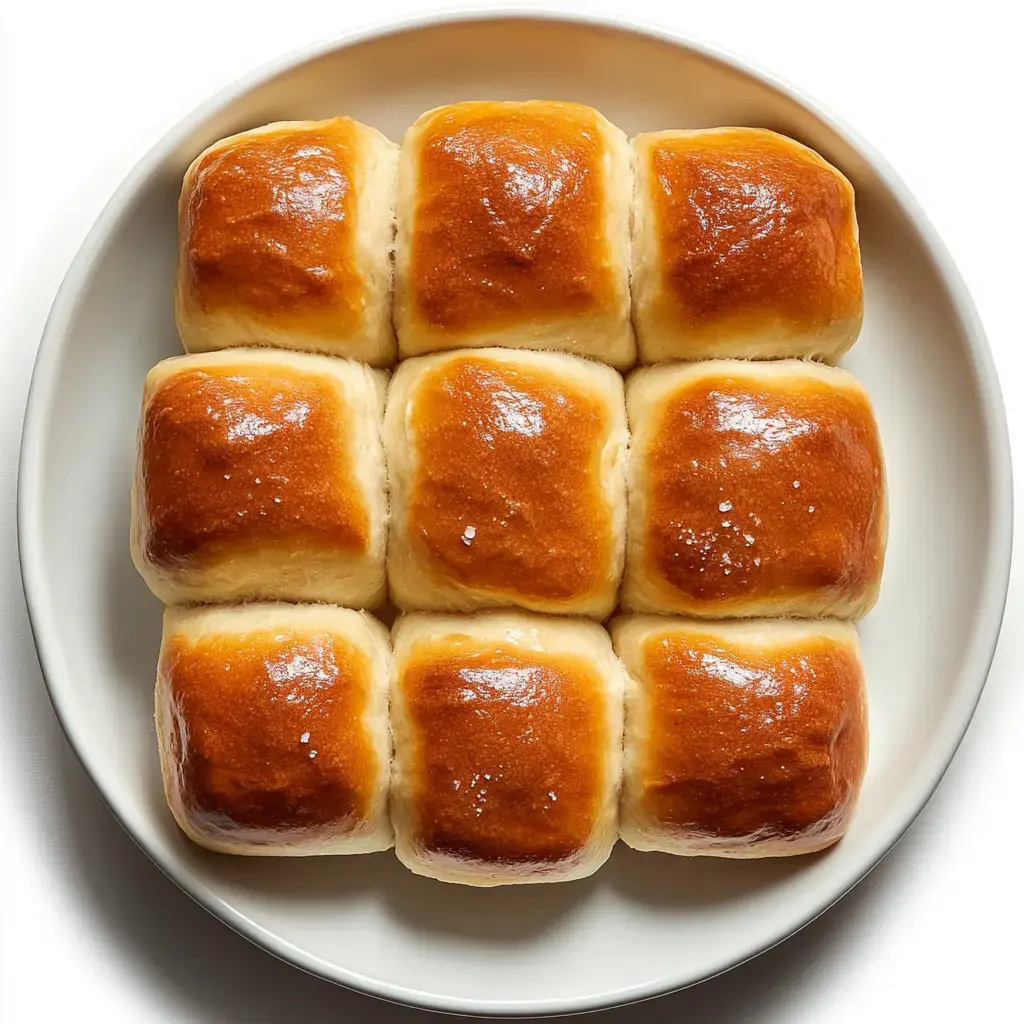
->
[156,603,393,855]
[623,359,886,619]
[394,101,635,368]
[177,117,398,365]
[131,349,387,607]
[384,348,627,617]
[390,610,625,885]
[612,616,868,857]
[631,127,863,363]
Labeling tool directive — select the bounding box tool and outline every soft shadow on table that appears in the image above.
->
[39,715,936,1024]
[4,526,947,1023]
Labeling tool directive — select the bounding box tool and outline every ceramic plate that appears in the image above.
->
[18,13,1012,1016]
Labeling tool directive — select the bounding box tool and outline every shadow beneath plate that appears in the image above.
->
[6,530,969,1023]
[42,715,933,1023]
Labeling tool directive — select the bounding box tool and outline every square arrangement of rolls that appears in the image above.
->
[131,101,885,885]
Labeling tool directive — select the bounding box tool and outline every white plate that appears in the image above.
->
[17,12,1012,1017]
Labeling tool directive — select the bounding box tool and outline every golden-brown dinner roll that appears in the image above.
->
[612,616,868,857]
[131,349,387,607]
[631,128,863,363]
[623,360,886,619]
[390,611,625,885]
[156,603,392,855]
[384,348,627,618]
[394,101,635,368]
[177,118,398,366]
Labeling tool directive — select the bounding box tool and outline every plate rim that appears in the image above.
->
[16,8,1014,1017]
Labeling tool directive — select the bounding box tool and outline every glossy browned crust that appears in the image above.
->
[648,129,862,334]
[639,631,867,840]
[408,102,615,333]
[160,629,375,832]
[646,376,884,609]
[401,643,607,863]
[181,119,364,336]
[408,355,611,602]
[140,364,368,567]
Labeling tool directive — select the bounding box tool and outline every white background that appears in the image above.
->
[1,2,1020,1020]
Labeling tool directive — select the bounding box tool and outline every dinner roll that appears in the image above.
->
[156,603,392,855]
[631,128,863,363]
[384,348,627,618]
[177,118,398,366]
[394,101,635,368]
[390,611,624,885]
[612,616,868,857]
[131,349,387,607]
[623,360,886,619]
